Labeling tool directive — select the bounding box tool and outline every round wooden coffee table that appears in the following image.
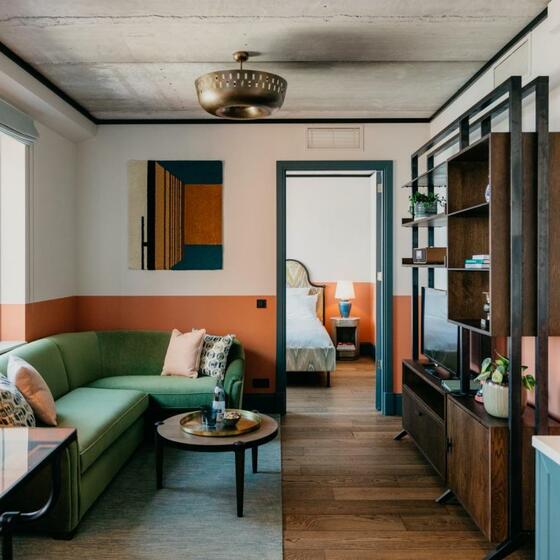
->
[155,412,278,517]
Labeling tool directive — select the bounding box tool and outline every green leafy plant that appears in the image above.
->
[475,353,535,390]
[408,191,445,215]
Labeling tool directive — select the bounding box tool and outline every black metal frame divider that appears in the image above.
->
[402,75,550,560]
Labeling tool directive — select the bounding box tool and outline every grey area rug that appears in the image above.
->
[14,431,282,560]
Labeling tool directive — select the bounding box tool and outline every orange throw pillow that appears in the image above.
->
[162,329,206,378]
[7,355,57,426]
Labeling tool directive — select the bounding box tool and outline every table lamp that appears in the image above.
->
[335,281,355,318]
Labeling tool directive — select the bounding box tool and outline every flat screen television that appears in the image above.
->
[421,287,459,376]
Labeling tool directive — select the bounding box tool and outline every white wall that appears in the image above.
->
[28,122,78,303]
[286,175,375,282]
[77,123,428,297]
[430,0,560,142]
[0,132,27,303]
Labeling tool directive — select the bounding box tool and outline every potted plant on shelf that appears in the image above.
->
[409,192,445,218]
[475,353,536,418]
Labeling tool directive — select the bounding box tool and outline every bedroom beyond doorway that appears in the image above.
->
[277,162,393,413]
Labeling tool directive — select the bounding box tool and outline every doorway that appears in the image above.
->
[276,160,393,415]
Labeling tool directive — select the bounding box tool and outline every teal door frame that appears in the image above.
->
[276,160,395,415]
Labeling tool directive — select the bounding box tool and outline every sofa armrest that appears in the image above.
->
[224,357,245,408]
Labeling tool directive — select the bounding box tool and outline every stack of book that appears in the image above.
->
[464,254,490,269]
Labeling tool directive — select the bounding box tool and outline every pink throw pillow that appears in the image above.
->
[7,355,57,426]
[162,329,206,378]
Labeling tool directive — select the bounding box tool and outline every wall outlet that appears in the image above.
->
[256,299,267,308]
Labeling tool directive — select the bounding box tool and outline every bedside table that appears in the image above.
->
[330,317,360,360]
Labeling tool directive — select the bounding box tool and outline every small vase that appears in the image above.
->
[414,202,437,218]
[482,381,509,418]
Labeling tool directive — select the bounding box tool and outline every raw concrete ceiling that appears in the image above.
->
[0,1,549,120]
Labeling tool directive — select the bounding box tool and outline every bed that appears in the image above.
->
[286,259,336,386]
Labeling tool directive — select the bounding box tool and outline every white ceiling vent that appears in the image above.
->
[306,127,363,150]
[494,39,531,87]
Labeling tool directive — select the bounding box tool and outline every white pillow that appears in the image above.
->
[287,294,318,320]
[287,287,310,297]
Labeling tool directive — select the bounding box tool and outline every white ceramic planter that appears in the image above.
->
[483,381,509,418]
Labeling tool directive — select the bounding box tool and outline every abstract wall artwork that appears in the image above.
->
[128,160,223,270]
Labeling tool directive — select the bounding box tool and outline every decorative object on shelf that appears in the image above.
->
[412,246,447,265]
[464,255,490,269]
[485,182,491,203]
[335,281,355,318]
[475,354,535,418]
[408,191,445,218]
[481,291,491,330]
[128,160,223,270]
[195,51,287,119]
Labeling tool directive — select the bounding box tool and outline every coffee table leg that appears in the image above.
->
[252,446,258,473]
[155,421,164,490]
[234,442,245,517]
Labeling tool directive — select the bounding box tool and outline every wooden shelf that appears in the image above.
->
[447,201,489,218]
[446,133,538,336]
[448,318,491,336]
[448,267,490,271]
[401,213,447,228]
[401,161,447,189]
[402,263,447,269]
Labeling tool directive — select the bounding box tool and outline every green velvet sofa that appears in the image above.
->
[0,330,245,536]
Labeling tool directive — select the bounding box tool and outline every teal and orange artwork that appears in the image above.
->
[128,160,223,270]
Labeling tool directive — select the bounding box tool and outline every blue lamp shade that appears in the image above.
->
[335,281,355,318]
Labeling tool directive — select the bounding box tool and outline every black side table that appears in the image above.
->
[0,427,77,560]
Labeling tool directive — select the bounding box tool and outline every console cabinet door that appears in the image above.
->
[447,399,493,540]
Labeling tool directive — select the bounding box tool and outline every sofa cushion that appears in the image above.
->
[0,339,69,400]
[199,334,235,379]
[8,355,57,426]
[55,387,148,473]
[49,332,102,389]
[88,375,217,410]
[162,329,206,378]
[97,331,171,377]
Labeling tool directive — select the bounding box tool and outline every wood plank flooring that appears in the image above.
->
[281,358,532,560]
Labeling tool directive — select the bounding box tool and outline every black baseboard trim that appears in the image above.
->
[242,393,281,414]
[360,342,375,360]
[382,392,402,416]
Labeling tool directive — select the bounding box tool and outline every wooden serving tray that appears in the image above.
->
[180,409,261,437]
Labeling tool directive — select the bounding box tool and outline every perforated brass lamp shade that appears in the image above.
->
[195,52,287,119]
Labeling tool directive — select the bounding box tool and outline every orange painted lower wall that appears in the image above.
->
[13,292,560,417]
[0,297,77,341]
[0,304,26,341]
[75,296,276,394]
[321,281,375,345]
[392,296,412,394]
[26,297,77,341]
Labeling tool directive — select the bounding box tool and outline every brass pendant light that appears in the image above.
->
[195,51,287,119]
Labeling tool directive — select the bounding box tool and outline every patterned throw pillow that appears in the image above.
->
[199,334,235,379]
[0,376,36,427]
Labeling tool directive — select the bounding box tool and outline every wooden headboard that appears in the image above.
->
[286,259,326,324]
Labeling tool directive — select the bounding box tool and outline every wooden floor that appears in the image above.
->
[281,358,532,560]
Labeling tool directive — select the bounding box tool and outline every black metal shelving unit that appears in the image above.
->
[400,75,551,560]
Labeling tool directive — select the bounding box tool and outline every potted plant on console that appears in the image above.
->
[475,353,536,418]
[409,192,445,219]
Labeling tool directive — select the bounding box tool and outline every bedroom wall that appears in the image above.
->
[76,122,428,397]
[286,175,376,345]
[427,0,560,418]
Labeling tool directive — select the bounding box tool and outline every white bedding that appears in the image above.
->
[287,315,334,349]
